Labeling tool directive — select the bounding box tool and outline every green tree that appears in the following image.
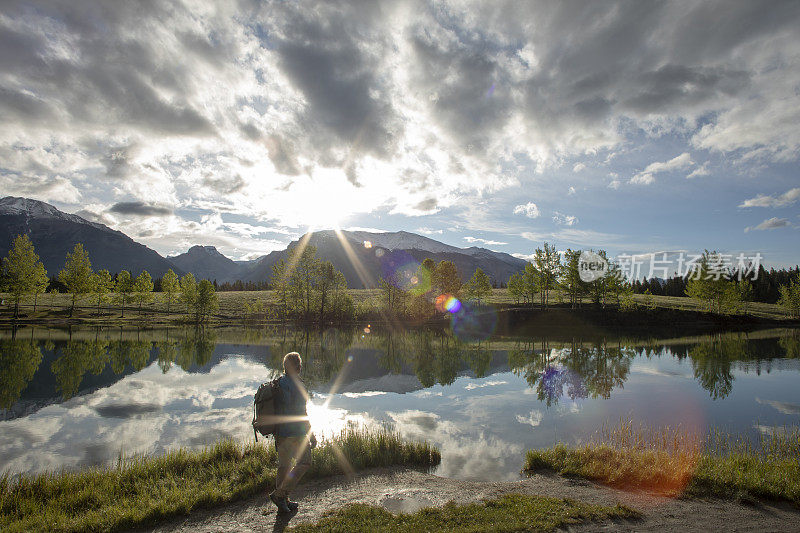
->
[115,270,134,318]
[90,269,114,316]
[58,243,94,317]
[161,269,180,313]
[685,251,731,314]
[734,279,753,315]
[560,249,586,308]
[180,273,198,317]
[433,260,461,295]
[522,262,538,304]
[379,272,408,316]
[0,234,49,318]
[0,338,44,408]
[288,244,320,321]
[317,260,338,323]
[778,275,800,319]
[463,268,492,303]
[507,272,524,304]
[132,270,154,315]
[194,279,219,323]
[31,263,49,313]
[532,242,561,307]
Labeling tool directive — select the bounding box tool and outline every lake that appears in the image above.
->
[1,324,799,481]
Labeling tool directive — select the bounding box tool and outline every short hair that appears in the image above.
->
[283,352,302,373]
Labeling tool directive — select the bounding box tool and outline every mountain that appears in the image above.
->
[239,230,526,288]
[167,245,246,283]
[0,197,525,287]
[0,196,183,278]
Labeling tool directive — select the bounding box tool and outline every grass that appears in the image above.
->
[0,428,440,533]
[524,420,800,505]
[288,493,640,533]
[1,288,792,325]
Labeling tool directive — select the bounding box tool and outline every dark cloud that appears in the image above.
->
[0,0,216,137]
[202,173,246,194]
[109,201,173,217]
[266,2,401,158]
[414,197,438,212]
[264,135,301,176]
[101,144,138,180]
[239,122,262,141]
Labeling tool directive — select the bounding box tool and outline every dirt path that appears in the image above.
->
[141,468,800,532]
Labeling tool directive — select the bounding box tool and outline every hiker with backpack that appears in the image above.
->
[267,351,317,514]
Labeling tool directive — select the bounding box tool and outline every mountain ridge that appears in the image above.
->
[0,197,525,286]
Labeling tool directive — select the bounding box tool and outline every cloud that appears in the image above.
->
[513,202,540,219]
[740,187,800,208]
[0,0,799,257]
[552,212,578,226]
[632,152,694,184]
[568,186,576,195]
[109,201,173,217]
[463,236,508,246]
[515,410,543,428]
[686,162,710,178]
[744,217,791,232]
[416,227,443,235]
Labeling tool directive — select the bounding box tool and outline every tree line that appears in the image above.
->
[631,263,800,306]
[0,234,218,322]
[376,257,493,320]
[508,244,800,317]
[506,244,627,308]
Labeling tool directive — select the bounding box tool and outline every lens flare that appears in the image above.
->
[380,250,422,291]
[375,247,385,258]
[363,240,372,249]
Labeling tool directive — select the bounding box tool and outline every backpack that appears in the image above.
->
[252,377,281,442]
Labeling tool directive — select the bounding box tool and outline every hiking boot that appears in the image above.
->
[269,492,292,514]
[287,500,299,512]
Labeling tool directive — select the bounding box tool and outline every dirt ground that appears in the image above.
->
[136,467,800,532]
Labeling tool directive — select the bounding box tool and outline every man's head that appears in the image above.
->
[283,351,302,376]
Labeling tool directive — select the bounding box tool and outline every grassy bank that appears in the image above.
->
[0,428,440,533]
[289,493,639,533]
[1,288,792,327]
[524,421,800,505]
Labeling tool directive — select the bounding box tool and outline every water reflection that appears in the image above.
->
[0,326,798,478]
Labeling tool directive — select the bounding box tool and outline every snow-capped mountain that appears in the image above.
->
[0,197,525,287]
[0,196,116,234]
[343,230,465,255]
[0,196,182,278]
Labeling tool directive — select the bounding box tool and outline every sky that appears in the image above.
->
[1,0,799,268]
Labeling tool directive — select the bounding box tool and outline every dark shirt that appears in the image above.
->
[275,374,310,437]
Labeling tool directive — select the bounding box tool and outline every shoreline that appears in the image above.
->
[2,302,797,332]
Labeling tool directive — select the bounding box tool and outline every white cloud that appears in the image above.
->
[740,188,800,208]
[572,163,586,172]
[464,236,508,246]
[515,410,543,428]
[513,202,540,219]
[745,217,791,232]
[552,212,578,226]
[632,152,694,184]
[686,162,710,179]
[568,186,576,195]
[416,227,443,235]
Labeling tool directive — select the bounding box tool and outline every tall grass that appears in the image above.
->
[0,428,440,533]
[290,493,640,533]
[524,420,800,504]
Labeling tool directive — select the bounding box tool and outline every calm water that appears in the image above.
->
[1,325,799,480]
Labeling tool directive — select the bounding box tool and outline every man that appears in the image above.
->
[269,351,317,514]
